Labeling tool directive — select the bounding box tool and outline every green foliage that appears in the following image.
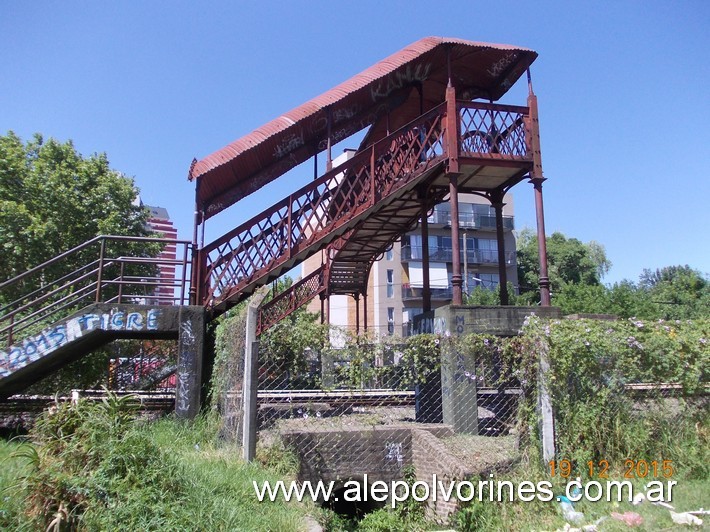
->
[10,391,185,530]
[463,282,523,306]
[24,348,112,395]
[516,228,611,301]
[328,334,442,390]
[553,266,709,320]
[0,132,151,296]
[255,436,300,477]
[259,305,329,389]
[349,466,427,532]
[523,315,709,477]
[213,278,329,394]
[5,397,308,530]
[452,496,505,531]
[0,132,163,394]
[516,227,708,319]
[211,301,249,401]
[640,265,710,319]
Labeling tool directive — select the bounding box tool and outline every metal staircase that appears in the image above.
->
[0,236,192,397]
[1,97,534,395]
[197,103,448,314]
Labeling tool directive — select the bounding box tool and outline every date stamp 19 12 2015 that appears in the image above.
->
[549,459,675,479]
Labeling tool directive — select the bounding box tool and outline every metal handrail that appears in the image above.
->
[1,236,193,349]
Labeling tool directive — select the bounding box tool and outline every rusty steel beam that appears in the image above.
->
[526,72,551,307]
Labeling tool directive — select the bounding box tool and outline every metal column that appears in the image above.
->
[527,70,551,306]
[421,200,432,313]
[491,191,509,305]
[449,175,463,306]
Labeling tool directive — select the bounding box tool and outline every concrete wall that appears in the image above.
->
[412,305,562,337]
[282,426,413,493]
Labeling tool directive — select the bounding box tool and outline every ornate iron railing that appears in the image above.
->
[256,267,326,335]
[458,101,529,160]
[199,104,448,310]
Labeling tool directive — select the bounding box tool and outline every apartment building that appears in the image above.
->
[304,185,517,338]
[368,193,517,336]
[145,204,178,305]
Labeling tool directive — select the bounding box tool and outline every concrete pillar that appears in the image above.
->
[538,335,556,462]
[243,288,268,461]
[175,306,206,419]
[440,313,478,434]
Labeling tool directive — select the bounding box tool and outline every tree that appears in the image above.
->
[0,131,152,302]
[516,228,612,302]
[605,280,656,318]
[552,280,656,318]
[639,265,710,319]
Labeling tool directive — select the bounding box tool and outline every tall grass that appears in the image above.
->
[1,395,310,531]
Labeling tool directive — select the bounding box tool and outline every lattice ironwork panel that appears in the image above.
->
[256,268,326,335]
[200,105,447,309]
[458,103,529,159]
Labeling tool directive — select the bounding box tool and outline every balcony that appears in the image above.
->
[427,210,514,231]
[402,285,453,301]
[401,246,515,265]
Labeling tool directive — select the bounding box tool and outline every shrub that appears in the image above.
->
[12,392,189,530]
[523,316,709,478]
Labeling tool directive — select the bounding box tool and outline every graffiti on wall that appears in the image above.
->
[0,308,161,378]
[385,441,404,467]
[370,62,432,102]
[175,318,197,415]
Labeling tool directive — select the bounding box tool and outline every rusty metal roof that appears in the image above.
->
[189,36,537,219]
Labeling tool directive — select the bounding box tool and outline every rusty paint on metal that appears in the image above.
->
[189,37,537,220]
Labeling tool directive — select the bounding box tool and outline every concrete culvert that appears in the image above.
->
[322,482,387,519]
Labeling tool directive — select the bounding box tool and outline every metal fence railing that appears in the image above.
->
[0,235,192,350]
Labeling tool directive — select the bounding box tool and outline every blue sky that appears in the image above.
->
[2,1,708,284]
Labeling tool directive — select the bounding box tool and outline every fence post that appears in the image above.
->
[537,337,555,463]
[243,288,268,461]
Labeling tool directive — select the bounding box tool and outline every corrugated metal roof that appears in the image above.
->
[189,36,537,219]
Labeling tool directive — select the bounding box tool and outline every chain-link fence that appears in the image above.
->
[538,317,709,476]
[253,331,528,509]
[216,310,708,519]
[252,315,707,471]
[256,335,526,429]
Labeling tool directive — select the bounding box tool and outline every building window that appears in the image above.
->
[403,308,423,323]
[386,269,394,298]
[476,238,498,263]
[472,203,495,216]
[477,273,500,291]
[386,248,393,261]
[387,307,395,335]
